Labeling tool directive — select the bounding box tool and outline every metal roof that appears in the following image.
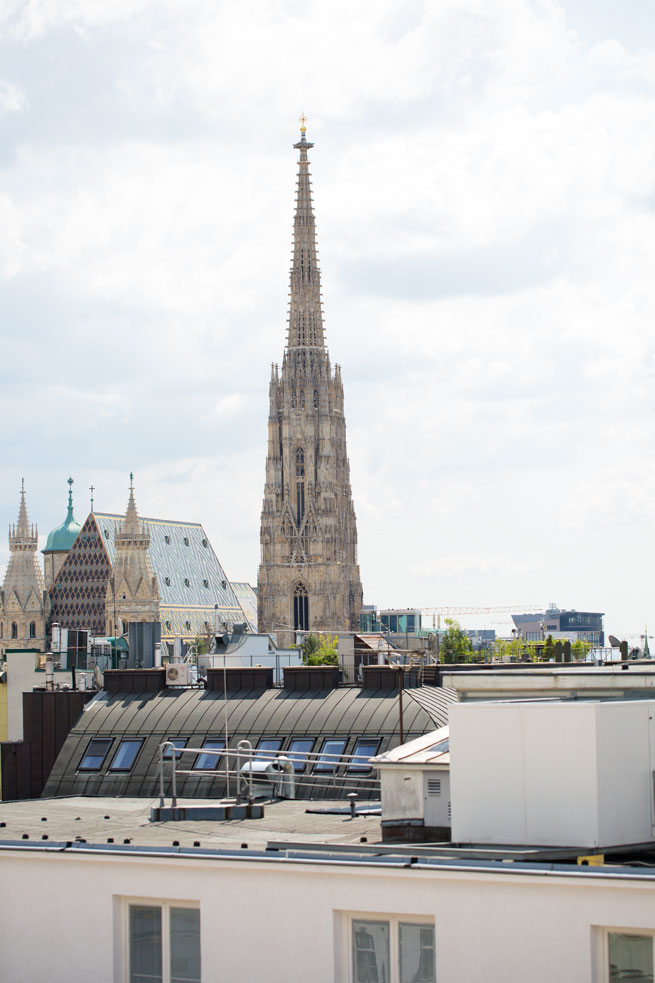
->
[43,684,458,800]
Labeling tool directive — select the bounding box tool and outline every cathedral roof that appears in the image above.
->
[44,478,81,554]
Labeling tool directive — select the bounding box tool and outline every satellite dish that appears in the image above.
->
[608,635,621,648]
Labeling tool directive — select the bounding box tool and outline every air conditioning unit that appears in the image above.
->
[166,663,191,686]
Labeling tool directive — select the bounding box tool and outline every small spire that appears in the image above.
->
[299,112,307,133]
[67,477,75,517]
[89,484,95,512]
[17,477,30,536]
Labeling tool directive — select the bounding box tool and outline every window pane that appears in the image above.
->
[352,920,389,983]
[287,738,314,772]
[129,905,162,983]
[399,923,435,983]
[608,933,654,981]
[348,740,380,772]
[110,739,143,772]
[170,907,201,983]
[314,739,346,772]
[163,739,188,760]
[79,737,113,771]
[193,739,225,771]
[255,739,283,761]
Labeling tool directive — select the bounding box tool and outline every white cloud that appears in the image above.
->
[0,0,653,637]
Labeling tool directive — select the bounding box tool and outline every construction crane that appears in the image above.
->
[419,605,541,630]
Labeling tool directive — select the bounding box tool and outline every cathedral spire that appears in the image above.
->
[9,478,37,550]
[287,116,325,352]
[116,472,149,545]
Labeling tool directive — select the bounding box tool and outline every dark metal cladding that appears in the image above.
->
[42,685,457,801]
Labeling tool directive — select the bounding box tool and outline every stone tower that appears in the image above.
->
[258,122,363,640]
[105,475,160,635]
[0,480,47,653]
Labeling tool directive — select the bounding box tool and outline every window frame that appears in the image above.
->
[314,738,347,773]
[192,739,226,772]
[162,739,188,761]
[117,896,201,983]
[347,738,381,773]
[595,926,655,982]
[78,737,114,772]
[255,738,283,761]
[108,738,144,773]
[337,910,436,983]
[287,737,315,772]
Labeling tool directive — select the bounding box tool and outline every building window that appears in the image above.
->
[125,900,200,983]
[287,738,315,772]
[605,931,654,981]
[109,739,144,772]
[348,916,435,983]
[255,738,283,761]
[193,739,225,771]
[79,737,114,771]
[293,582,309,631]
[162,739,188,760]
[11,622,17,639]
[29,621,36,638]
[347,739,381,772]
[314,738,347,773]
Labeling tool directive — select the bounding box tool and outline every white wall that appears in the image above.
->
[1,846,655,982]
[450,701,654,848]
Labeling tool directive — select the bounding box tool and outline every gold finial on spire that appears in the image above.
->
[299,112,307,134]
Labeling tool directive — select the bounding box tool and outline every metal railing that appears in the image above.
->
[156,740,381,809]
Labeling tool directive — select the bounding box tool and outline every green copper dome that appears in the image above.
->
[43,477,82,554]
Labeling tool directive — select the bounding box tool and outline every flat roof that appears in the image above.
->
[2,797,655,878]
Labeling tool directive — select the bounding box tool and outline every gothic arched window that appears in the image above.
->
[11,622,18,639]
[29,621,36,638]
[295,448,305,524]
[293,582,309,631]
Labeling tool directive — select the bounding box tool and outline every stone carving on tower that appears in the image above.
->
[0,480,47,654]
[105,475,160,635]
[258,121,363,640]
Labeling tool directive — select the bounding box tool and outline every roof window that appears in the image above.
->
[203,579,209,588]
[193,739,226,771]
[314,738,346,773]
[185,621,191,631]
[79,737,113,771]
[165,621,172,631]
[165,577,171,586]
[347,738,381,772]
[183,537,189,546]
[184,578,190,587]
[427,738,449,754]
[287,738,315,772]
[109,739,143,772]
[202,539,208,547]
[164,535,171,544]
[162,739,188,761]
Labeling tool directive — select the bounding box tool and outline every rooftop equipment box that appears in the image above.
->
[449,700,655,849]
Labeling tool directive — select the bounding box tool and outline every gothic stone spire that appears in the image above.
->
[106,474,159,635]
[258,122,363,641]
[1,479,46,653]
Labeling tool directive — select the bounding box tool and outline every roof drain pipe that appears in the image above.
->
[237,740,253,806]
[273,756,295,800]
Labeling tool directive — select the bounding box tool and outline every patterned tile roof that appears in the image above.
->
[50,512,249,641]
[231,582,258,632]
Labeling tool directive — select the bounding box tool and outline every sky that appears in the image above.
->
[0,0,653,643]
